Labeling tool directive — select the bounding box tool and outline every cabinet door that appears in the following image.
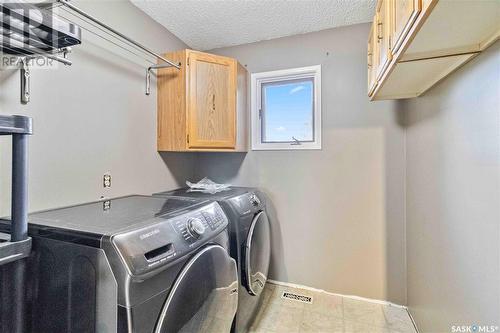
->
[368,20,378,96]
[187,52,236,149]
[392,0,421,54]
[376,0,392,80]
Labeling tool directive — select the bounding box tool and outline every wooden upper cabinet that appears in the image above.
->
[375,0,393,80]
[391,0,421,54]
[368,0,500,100]
[157,49,247,152]
[187,52,236,149]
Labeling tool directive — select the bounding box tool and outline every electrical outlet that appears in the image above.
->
[103,173,111,188]
[103,200,111,211]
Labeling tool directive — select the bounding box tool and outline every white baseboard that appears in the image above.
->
[267,279,407,309]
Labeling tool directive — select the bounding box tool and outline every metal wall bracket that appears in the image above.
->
[145,63,181,95]
[18,52,72,105]
[20,59,30,105]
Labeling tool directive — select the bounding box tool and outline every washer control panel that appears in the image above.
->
[201,209,226,230]
[171,203,226,243]
[111,202,228,277]
[186,217,206,239]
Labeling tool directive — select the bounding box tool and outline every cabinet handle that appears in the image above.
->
[212,94,216,111]
[377,22,383,42]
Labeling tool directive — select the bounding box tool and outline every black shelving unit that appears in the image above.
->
[0,115,32,333]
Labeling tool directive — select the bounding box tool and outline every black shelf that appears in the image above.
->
[0,115,32,135]
[0,115,33,265]
[0,232,31,266]
[0,114,32,264]
[0,114,32,333]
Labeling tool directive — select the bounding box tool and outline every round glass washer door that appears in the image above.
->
[154,244,238,333]
[245,211,271,296]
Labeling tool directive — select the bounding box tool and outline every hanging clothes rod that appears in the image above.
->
[57,0,180,70]
[32,52,72,66]
[54,9,156,66]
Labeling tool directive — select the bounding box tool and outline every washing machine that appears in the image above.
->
[0,195,238,333]
[153,187,271,333]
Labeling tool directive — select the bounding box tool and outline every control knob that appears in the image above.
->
[187,217,206,239]
[249,194,261,206]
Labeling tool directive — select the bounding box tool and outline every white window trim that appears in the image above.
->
[251,65,322,151]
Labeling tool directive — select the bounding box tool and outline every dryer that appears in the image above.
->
[154,188,271,333]
[0,195,238,333]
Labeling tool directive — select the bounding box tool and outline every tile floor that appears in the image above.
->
[250,283,417,333]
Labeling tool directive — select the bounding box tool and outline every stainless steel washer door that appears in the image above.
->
[245,211,271,296]
[154,245,238,333]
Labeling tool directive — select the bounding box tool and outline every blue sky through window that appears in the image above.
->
[262,79,314,142]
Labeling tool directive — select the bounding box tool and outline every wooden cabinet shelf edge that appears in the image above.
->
[368,0,500,101]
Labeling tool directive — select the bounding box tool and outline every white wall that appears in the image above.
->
[0,3,408,304]
[404,42,500,332]
[195,23,407,304]
[0,0,194,215]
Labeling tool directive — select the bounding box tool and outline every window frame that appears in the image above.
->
[251,65,322,150]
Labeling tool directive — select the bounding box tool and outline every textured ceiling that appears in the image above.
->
[131,0,376,51]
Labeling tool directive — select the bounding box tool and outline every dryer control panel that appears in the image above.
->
[111,202,228,277]
[229,191,265,216]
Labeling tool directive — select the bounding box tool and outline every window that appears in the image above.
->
[251,65,321,150]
